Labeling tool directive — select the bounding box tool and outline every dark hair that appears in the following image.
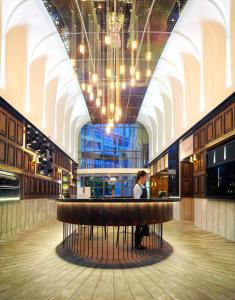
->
[136,170,147,184]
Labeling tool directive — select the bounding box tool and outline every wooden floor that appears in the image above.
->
[0,220,235,300]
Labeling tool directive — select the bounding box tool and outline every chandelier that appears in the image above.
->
[74,1,152,134]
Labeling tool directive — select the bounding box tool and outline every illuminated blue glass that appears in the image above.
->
[79,122,149,169]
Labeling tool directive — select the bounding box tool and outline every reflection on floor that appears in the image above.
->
[0,220,235,300]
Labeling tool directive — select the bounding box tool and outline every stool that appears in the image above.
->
[116,226,134,249]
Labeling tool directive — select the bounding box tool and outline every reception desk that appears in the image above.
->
[57,198,179,264]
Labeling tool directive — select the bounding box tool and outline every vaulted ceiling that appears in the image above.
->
[43,0,187,123]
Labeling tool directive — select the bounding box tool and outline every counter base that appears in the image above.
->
[57,223,173,266]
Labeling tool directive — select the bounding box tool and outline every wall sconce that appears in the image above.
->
[190,156,193,163]
[193,154,197,161]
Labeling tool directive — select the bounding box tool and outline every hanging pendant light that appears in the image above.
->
[81,83,86,91]
[80,44,85,54]
[130,66,135,76]
[132,40,137,50]
[110,81,114,90]
[131,78,135,87]
[106,68,111,78]
[121,81,126,90]
[146,69,151,77]
[108,118,114,127]
[135,71,140,80]
[101,106,106,115]
[70,58,76,67]
[105,35,111,45]
[92,73,98,83]
[146,51,151,61]
[96,98,101,107]
[120,65,125,75]
[106,125,111,134]
[90,93,94,101]
[110,103,115,113]
[87,84,92,93]
[115,113,120,122]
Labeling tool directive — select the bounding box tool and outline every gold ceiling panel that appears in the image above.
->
[43,0,188,124]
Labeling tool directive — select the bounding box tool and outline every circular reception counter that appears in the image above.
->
[56,198,179,265]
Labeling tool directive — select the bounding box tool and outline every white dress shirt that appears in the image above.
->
[133,183,145,199]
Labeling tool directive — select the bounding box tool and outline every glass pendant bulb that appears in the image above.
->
[131,78,135,86]
[110,81,114,89]
[115,113,120,122]
[135,71,140,80]
[146,51,151,61]
[92,73,98,83]
[96,98,100,107]
[90,93,94,101]
[87,84,92,93]
[101,106,106,115]
[110,103,115,113]
[106,125,111,134]
[106,68,111,78]
[130,66,135,76]
[132,40,137,50]
[121,81,126,90]
[108,118,114,127]
[80,44,85,54]
[120,65,125,75]
[105,35,111,45]
[71,58,76,67]
[117,107,122,116]
[81,83,86,91]
[146,69,151,77]
[98,89,102,97]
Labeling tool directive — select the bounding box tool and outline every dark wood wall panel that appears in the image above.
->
[7,144,15,166]
[193,101,234,198]
[17,124,23,146]
[200,128,205,148]
[0,140,6,163]
[30,161,35,174]
[193,133,199,151]
[199,175,205,194]
[0,110,7,136]
[8,118,16,141]
[24,152,29,172]
[181,161,193,197]
[224,107,233,133]
[206,122,214,143]
[214,115,223,139]
[16,148,23,169]
[0,103,77,199]
[194,176,199,194]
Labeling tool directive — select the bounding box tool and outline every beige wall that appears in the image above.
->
[194,198,235,242]
[0,198,57,240]
[173,197,235,242]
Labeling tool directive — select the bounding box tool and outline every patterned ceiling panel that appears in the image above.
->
[43,0,188,123]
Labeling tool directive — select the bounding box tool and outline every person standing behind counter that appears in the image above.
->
[133,170,150,250]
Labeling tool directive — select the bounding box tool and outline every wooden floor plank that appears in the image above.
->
[0,220,235,300]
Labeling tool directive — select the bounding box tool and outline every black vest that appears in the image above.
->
[138,183,147,199]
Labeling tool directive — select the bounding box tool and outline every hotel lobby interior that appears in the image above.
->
[0,0,235,299]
